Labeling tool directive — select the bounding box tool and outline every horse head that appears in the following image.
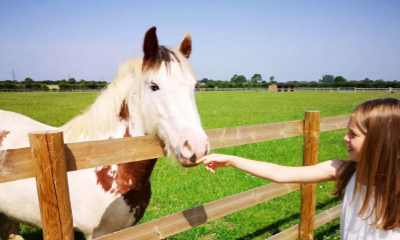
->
[138,27,209,167]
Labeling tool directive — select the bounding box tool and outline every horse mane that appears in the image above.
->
[61,46,195,143]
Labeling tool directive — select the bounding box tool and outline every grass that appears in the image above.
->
[0,91,399,240]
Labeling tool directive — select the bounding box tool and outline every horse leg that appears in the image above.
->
[0,213,24,240]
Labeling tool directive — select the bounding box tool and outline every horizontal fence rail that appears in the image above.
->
[266,204,342,240]
[96,183,301,240]
[297,87,398,92]
[0,115,350,184]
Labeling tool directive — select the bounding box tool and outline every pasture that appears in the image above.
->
[0,91,398,240]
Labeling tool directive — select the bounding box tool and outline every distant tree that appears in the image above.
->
[269,76,275,83]
[261,80,267,83]
[40,84,49,90]
[374,79,386,88]
[230,74,238,83]
[0,81,19,89]
[251,74,262,83]
[59,82,71,90]
[207,81,216,88]
[201,78,209,83]
[334,76,347,83]
[236,75,247,84]
[21,77,34,85]
[231,74,246,84]
[24,77,34,83]
[321,75,335,83]
[362,78,373,83]
[86,81,99,89]
[68,78,77,84]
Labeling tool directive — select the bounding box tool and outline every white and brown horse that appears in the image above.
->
[0,27,209,240]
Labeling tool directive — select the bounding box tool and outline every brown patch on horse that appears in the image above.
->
[123,127,131,138]
[117,127,157,218]
[0,130,10,147]
[95,166,113,192]
[117,159,157,219]
[142,27,180,73]
[95,104,158,223]
[118,99,129,122]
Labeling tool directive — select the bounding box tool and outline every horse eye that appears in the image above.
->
[150,83,160,91]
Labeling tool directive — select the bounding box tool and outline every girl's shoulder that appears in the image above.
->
[316,159,348,178]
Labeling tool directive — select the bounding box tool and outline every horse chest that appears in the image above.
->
[94,159,157,225]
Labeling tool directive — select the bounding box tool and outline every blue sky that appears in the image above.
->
[0,0,399,82]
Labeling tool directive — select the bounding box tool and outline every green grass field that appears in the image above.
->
[1,91,399,240]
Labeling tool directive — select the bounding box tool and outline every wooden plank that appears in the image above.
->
[29,130,74,240]
[320,115,350,132]
[267,204,342,240]
[0,135,166,184]
[207,120,304,149]
[267,224,299,240]
[299,111,321,240]
[314,204,342,229]
[0,115,350,184]
[95,183,301,240]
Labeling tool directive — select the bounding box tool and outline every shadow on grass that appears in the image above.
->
[20,227,85,240]
[236,197,341,240]
[314,223,340,240]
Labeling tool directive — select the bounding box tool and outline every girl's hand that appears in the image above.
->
[196,153,236,174]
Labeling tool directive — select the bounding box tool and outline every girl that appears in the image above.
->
[196,98,400,239]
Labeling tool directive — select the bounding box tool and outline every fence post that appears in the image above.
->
[29,130,74,240]
[299,111,321,240]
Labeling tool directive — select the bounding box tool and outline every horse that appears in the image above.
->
[0,26,210,240]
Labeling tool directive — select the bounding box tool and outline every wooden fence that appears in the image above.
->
[0,113,350,240]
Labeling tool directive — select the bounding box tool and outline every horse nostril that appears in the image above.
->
[184,140,192,152]
[190,154,197,163]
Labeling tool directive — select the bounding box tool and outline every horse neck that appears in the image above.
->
[60,69,158,194]
[61,75,144,143]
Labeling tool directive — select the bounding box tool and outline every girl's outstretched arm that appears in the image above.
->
[196,154,345,183]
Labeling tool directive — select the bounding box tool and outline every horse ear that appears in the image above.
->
[143,26,159,61]
[176,31,192,59]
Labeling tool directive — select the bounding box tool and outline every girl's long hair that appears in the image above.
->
[335,98,400,230]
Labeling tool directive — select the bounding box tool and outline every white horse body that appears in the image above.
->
[0,111,136,239]
[0,27,209,240]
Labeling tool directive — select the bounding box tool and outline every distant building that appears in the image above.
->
[268,84,296,92]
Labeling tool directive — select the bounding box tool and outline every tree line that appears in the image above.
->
[198,74,400,89]
[199,74,277,88]
[0,78,108,90]
[2,75,399,90]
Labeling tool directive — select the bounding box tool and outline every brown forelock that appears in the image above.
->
[0,130,10,147]
[179,36,192,58]
[118,99,129,122]
[336,98,400,230]
[142,46,180,73]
